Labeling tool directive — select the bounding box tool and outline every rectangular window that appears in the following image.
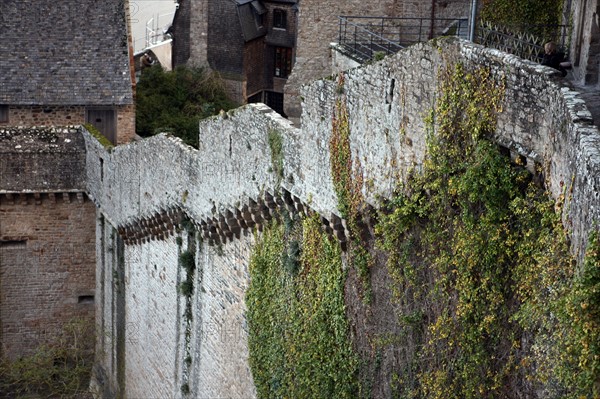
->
[78,295,95,304]
[0,239,27,249]
[273,9,287,29]
[274,47,292,78]
[0,105,8,123]
[86,108,117,144]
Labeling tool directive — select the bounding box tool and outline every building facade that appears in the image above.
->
[569,0,600,85]
[0,0,135,362]
[171,0,298,115]
[0,0,136,145]
[172,0,473,119]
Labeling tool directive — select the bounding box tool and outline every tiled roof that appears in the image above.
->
[0,0,133,106]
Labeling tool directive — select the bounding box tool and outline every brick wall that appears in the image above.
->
[0,193,96,359]
[5,105,86,126]
[244,38,267,97]
[221,77,247,105]
[116,104,136,144]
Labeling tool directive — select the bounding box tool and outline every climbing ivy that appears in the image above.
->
[480,0,564,39]
[247,62,598,399]
[246,215,360,398]
[329,73,373,302]
[375,62,598,398]
[556,231,600,397]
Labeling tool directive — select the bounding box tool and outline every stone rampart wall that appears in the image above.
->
[87,38,600,397]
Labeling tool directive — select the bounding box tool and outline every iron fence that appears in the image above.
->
[338,16,469,63]
[338,15,571,66]
[477,22,571,63]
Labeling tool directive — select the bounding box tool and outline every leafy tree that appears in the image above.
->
[136,65,237,147]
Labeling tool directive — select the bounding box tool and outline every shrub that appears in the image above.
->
[0,317,94,397]
[136,65,237,147]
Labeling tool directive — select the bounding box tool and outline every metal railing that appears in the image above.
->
[477,22,571,63]
[338,15,571,66]
[338,16,469,63]
[145,12,176,49]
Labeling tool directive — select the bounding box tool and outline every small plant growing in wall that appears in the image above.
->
[372,51,386,62]
[181,383,190,395]
[268,128,284,187]
[180,250,196,275]
[178,279,194,297]
[177,220,198,395]
[329,73,373,302]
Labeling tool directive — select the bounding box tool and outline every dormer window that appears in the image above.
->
[251,1,267,28]
[273,9,287,29]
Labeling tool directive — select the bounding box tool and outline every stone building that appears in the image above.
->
[0,0,135,361]
[0,127,96,360]
[284,0,473,120]
[171,0,299,115]
[0,0,136,145]
[170,0,473,119]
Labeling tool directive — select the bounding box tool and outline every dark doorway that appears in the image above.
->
[86,109,117,144]
[264,91,286,117]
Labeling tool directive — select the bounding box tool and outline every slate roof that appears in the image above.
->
[237,0,267,42]
[0,0,133,106]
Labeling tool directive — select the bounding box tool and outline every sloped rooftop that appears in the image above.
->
[0,0,133,106]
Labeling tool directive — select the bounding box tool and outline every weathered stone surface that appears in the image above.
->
[0,127,87,192]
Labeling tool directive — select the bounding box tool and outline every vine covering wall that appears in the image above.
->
[480,0,564,32]
[245,60,599,398]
